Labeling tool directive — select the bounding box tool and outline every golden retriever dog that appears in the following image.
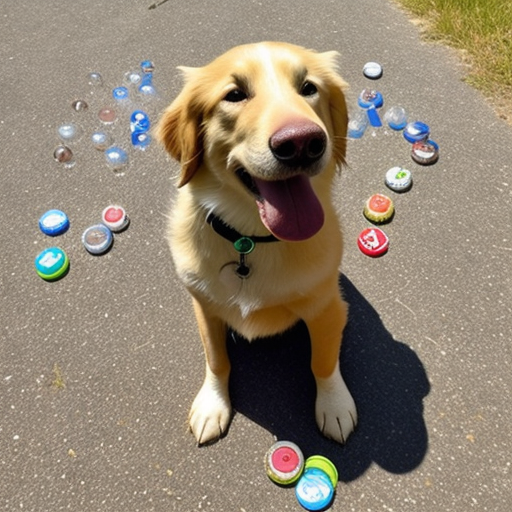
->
[156,41,357,445]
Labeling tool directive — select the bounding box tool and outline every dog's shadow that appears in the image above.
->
[227,274,430,481]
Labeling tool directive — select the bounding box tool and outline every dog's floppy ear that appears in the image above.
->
[155,67,204,187]
[320,51,349,167]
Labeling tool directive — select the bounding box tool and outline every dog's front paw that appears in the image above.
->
[315,370,357,444]
[189,371,232,445]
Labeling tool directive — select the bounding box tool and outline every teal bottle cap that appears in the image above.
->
[35,247,69,281]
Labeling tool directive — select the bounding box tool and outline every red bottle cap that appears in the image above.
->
[265,441,304,486]
[357,227,389,257]
[102,205,129,232]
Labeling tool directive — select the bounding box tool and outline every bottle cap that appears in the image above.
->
[385,167,412,192]
[39,209,70,236]
[265,441,304,486]
[358,89,383,109]
[403,121,430,143]
[130,110,151,133]
[71,99,88,112]
[140,60,155,73]
[112,86,129,101]
[57,123,79,142]
[53,145,75,168]
[304,455,338,488]
[35,247,69,281]
[91,131,113,151]
[358,227,389,257]
[348,110,368,139]
[82,224,113,255]
[363,193,394,224]
[295,468,334,511]
[363,61,383,79]
[411,139,439,165]
[105,146,128,170]
[98,107,117,124]
[102,205,130,232]
[384,106,407,130]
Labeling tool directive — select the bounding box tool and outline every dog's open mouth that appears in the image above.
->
[236,168,324,242]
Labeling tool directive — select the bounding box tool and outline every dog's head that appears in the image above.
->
[156,42,348,241]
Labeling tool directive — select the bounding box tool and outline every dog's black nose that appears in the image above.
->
[269,122,327,167]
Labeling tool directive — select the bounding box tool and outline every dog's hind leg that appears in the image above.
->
[188,296,232,445]
[307,295,358,444]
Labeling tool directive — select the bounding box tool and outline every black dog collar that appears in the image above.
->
[206,212,280,278]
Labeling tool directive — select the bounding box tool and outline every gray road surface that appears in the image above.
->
[1,1,511,511]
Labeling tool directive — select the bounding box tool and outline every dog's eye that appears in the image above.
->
[223,88,248,103]
[300,81,318,97]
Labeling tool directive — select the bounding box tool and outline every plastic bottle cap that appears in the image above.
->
[140,60,155,73]
[102,205,129,232]
[411,139,439,165]
[104,146,128,170]
[295,468,334,511]
[384,106,407,130]
[112,86,129,101]
[385,167,412,192]
[363,61,383,79]
[403,121,430,143]
[358,227,389,257]
[35,247,69,281]
[91,131,112,151]
[304,455,338,488]
[358,89,383,109]
[348,110,368,139]
[130,110,151,133]
[265,441,304,486]
[39,209,70,236]
[82,224,113,255]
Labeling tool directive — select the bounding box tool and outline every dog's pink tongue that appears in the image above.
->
[254,175,324,241]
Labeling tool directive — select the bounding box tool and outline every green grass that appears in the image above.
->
[396,0,512,119]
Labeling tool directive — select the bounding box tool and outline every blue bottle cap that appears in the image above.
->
[105,146,128,170]
[39,209,70,236]
[403,121,430,143]
[130,110,151,133]
[112,86,129,101]
[82,224,113,255]
[35,247,69,281]
[140,60,155,73]
[295,468,334,511]
[358,89,383,109]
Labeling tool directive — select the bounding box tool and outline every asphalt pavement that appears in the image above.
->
[1,1,511,511]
